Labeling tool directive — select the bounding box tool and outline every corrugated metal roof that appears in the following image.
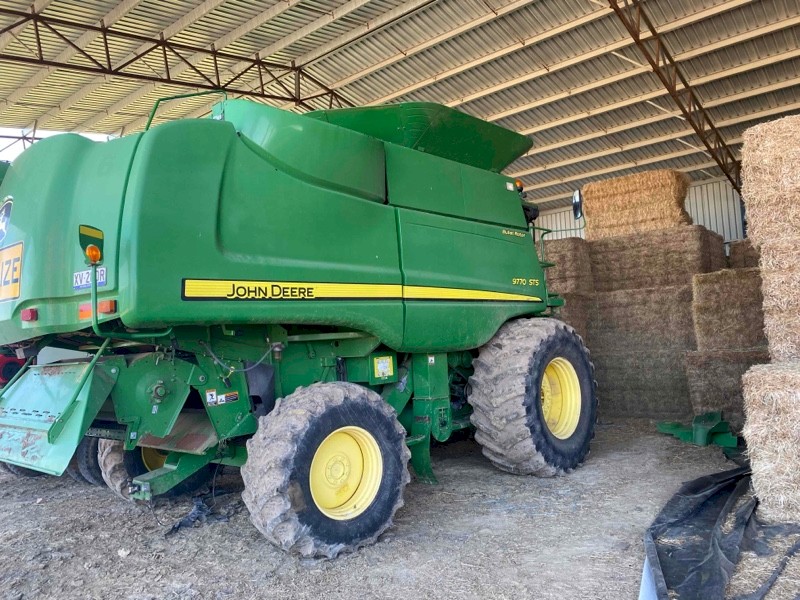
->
[0,0,797,207]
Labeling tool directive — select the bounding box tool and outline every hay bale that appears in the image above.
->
[582,169,692,241]
[759,238,800,361]
[742,362,800,522]
[741,115,800,246]
[589,225,725,292]
[728,239,760,269]
[552,293,590,341]
[692,268,766,351]
[593,348,691,418]
[588,285,695,353]
[542,237,593,295]
[685,348,770,431]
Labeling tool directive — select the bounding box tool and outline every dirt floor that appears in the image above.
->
[0,418,733,600]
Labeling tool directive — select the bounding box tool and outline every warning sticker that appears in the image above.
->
[373,356,394,379]
[205,389,238,407]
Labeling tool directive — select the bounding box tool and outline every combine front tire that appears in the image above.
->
[468,318,597,476]
[98,440,213,500]
[241,382,410,558]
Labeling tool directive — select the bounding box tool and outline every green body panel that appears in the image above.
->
[0,134,140,345]
[307,102,532,172]
[0,161,9,186]
[0,98,557,492]
[385,144,527,227]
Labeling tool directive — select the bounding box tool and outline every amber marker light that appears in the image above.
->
[85,244,102,264]
[514,179,524,192]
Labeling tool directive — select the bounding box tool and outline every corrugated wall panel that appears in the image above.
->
[537,179,744,241]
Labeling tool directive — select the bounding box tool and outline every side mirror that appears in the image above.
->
[572,189,584,220]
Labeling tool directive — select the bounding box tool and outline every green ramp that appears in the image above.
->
[0,357,121,475]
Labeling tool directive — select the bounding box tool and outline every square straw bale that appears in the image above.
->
[593,348,692,418]
[589,225,725,292]
[741,115,800,246]
[692,268,766,351]
[551,293,591,342]
[685,348,770,431]
[588,286,696,353]
[728,239,760,269]
[582,170,692,241]
[542,237,593,295]
[742,362,800,522]
[759,238,800,361]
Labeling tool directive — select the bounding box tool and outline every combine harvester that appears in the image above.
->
[0,99,596,557]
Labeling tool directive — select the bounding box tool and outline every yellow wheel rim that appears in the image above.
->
[141,447,168,471]
[309,426,383,521]
[540,357,582,440]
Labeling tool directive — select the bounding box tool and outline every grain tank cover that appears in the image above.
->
[307,103,532,172]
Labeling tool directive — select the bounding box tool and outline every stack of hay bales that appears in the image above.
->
[740,115,800,522]
[589,226,726,291]
[728,239,760,268]
[582,169,726,419]
[582,169,692,241]
[686,268,769,430]
[542,237,592,340]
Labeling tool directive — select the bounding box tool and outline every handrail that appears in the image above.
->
[145,90,228,130]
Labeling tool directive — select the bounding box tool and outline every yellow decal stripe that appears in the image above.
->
[182,280,540,303]
[404,286,540,302]
[79,225,104,239]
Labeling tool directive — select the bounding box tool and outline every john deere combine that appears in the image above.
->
[0,100,596,557]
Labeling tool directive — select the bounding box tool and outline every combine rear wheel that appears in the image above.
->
[468,317,597,476]
[241,382,410,558]
[65,456,88,483]
[75,437,105,486]
[98,440,214,500]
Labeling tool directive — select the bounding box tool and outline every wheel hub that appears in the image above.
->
[540,357,582,440]
[309,426,383,521]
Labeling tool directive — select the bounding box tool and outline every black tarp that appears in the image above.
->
[644,466,800,599]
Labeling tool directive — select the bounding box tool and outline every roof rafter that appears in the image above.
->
[323,0,539,90]
[0,0,144,109]
[365,6,613,105]
[511,74,800,170]
[31,0,229,129]
[485,10,795,122]
[72,0,307,131]
[514,99,799,178]
[0,0,54,54]
[526,136,742,193]
[455,0,753,110]
[518,46,800,138]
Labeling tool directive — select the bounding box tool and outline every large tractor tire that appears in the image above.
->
[98,440,214,500]
[468,317,597,476]
[75,437,105,486]
[0,461,10,473]
[241,382,410,559]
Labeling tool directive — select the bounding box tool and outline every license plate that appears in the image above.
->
[0,242,23,301]
[73,266,107,290]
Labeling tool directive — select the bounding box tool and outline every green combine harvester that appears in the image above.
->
[0,100,596,557]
